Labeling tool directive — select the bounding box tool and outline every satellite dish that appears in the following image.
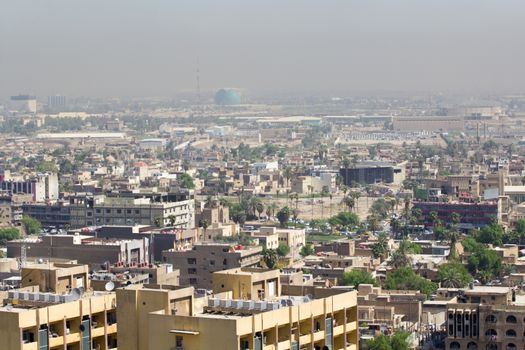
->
[70,288,82,300]
[37,258,44,264]
[105,281,115,292]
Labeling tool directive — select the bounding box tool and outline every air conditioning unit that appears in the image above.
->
[208,298,220,308]
[255,302,266,311]
[243,301,255,310]
[232,300,243,309]
[220,299,232,308]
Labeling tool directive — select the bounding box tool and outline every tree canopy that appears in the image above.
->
[177,173,195,189]
[0,227,20,242]
[21,215,41,235]
[384,267,437,297]
[437,262,472,288]
[367,331,411,350]
[340,269,376,287]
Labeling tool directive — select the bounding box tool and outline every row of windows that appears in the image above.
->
[450,342,515,350]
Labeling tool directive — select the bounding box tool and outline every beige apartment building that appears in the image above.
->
[0,263,117,350]
[69,194,195,229]
[117,268,358,350]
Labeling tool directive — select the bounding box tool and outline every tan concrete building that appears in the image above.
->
[7,234,149,268]
[213,267,280,301]
[0,290,117,350]
[445,286,525,350]
[21,262,89,294]
[162,243,262,289]
[117,269,358,350]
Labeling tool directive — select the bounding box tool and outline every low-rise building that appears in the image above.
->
[162,243,262,289]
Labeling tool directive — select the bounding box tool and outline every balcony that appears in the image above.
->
[22,343,38,350]
[49,335,64,348]
[334,324,345,336]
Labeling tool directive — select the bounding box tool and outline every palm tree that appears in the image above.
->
[283,167,293,188]
[389,239,413,269]
[256,201,264,220]
[329,193,333,218]
[351,191,361,211]
[343,196,355,213]
[429,211,439,228]
[269,203,279,218]
[440,268,465,288]
[249,196,262,218]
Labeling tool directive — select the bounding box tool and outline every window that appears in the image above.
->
[96,209,101,214]
[450,342,461,350]
[117,209,122,214]
[188,268,197,274]
[486,315,497,323]
[135,209,140,214]
[506,330,516,337]
[209,260,215,266]
[176,336,183,348]
[506,315,517,324]
[127,209,132,214]
[485,329,497,337]
[466,342,477,350]
[187,258,196,265]
[106,209,111,214]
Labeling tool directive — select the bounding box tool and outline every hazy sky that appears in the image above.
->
[1,0,525,98]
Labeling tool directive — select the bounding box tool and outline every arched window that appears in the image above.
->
[485,329,497,337]
[506,344,516,350]
[451,342,461,350]
[506,315,517,324]
[506,330,516,337]
[486,315,497,323]
[467,342,478,350]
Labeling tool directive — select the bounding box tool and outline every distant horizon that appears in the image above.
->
[2,1,525,98]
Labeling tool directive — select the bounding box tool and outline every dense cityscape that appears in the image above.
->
[2,1,525,350]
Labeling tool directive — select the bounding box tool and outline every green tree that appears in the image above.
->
[476,222,504,246]
[276,207,291,228]
[21,215,41,235]
[369,198,390,220]
[262,248,278,269]
[340,269,376,287]
[177,173,195,189]
[384,267,437,297]
[299,244,315,257]
[371,232,389,259]
[0,227,21,242]
[367,331,411,350]
[36,161,58,173]
[230,204,247,225]
[328,212,360,230]
[437,262,472,288]
[276,244,290,257]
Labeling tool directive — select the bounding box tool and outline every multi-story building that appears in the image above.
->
[7,234,149,268]
[340,162,404,186]
[21,202,71,228]
[257,227,306,255]
[117,269,358,350]
[69,192,195,229]
[413,201,499,229]
[0,195,23,227]
[162,243,262,289]
[445,286,524,350]
[21,262,89,293]
[0,263,117,350]
[0,173,59,202]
